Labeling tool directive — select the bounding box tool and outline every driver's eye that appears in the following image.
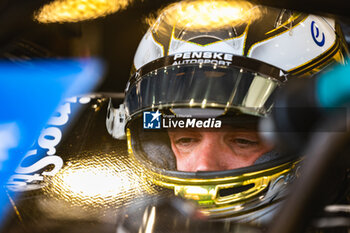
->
[175,138,199,146]
[233,138,258,147]
[235,138,254,144]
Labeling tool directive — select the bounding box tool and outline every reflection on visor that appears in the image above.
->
[125,64,280,118]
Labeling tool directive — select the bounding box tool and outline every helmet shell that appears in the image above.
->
[115,1,349,224]
[133,4,346,77]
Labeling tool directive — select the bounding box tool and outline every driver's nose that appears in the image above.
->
[193,133,232,171]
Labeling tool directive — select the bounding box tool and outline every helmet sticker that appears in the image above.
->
[173,51,233,66]
[311,21,325,47]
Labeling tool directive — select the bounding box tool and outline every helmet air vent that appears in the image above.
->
[218,183,255,197]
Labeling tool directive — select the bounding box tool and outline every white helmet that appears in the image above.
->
[107,0,348,224]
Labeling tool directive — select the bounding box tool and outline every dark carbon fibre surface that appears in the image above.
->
[1,96,172,233]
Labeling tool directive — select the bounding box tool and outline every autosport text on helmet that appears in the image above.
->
[172,51,233,66]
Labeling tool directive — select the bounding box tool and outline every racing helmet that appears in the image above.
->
[107,0,348,224]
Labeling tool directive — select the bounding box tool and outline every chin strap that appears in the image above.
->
[106,99,126,140]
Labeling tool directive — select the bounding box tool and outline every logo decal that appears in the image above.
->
[311,21,325,47]
[173,52,233,66]
[7,96,90,192]
[143,110,222,129]
[143,110,161,129]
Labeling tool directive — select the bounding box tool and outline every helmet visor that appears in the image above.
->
[125,63,282,119]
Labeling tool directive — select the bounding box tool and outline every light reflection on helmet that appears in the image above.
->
[107,0,348,224]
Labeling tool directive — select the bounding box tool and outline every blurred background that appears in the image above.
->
[1,0,349,94]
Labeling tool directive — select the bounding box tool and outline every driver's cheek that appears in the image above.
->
[225,149,263,170]
[229,144,271,166]
[187,144,267,171]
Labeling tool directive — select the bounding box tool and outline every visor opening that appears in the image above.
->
[218,183,255,197]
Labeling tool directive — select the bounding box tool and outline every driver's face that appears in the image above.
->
[168,127,272,172]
